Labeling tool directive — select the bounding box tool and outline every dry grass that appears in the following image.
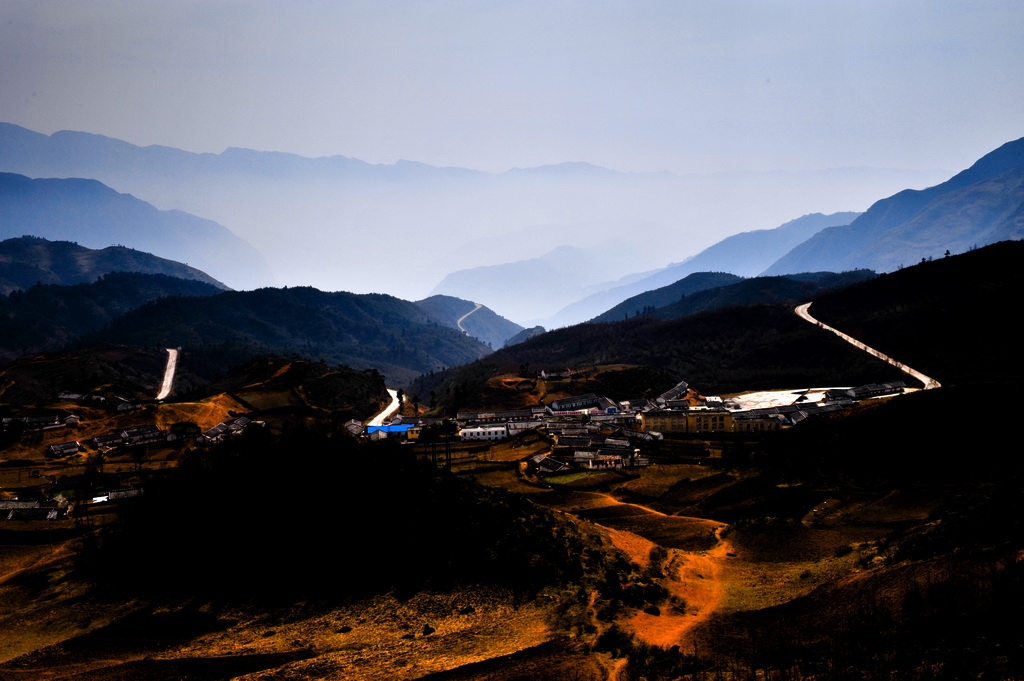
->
[609,463,719,501]
[0,550,569,681]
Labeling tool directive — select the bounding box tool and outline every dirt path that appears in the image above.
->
[575,493,731,652]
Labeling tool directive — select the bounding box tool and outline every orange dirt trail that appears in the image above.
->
[593,495,730,650]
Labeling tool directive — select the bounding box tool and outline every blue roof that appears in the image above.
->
[367,424,414,433]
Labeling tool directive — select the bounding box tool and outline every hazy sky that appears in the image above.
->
[3,0,1022,175]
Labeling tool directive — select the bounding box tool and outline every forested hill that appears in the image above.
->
[0,272,224,363]
[76,286,492,385]
[591,271,743,323]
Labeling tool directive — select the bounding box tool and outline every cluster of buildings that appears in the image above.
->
[2,413,80,434]
[0,498,67,521]
[195,416,256,445]
[354,377,908,476]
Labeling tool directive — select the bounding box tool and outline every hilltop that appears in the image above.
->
[0,235,227,295]
[414,294,524,348]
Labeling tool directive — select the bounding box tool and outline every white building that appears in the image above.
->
[460,425,508,441]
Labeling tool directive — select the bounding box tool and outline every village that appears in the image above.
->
[359,377,908,477]
[0,369,908,523]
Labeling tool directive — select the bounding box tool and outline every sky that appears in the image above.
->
[3,0,1023,176]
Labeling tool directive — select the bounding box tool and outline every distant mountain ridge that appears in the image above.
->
[0,122,948,302]
[764,137,1024,274]
[0,172,271,290]
[545,211,860,327]
[0,235,227,295]
[431,242,665,325]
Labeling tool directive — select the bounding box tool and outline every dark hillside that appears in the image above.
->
[650,270,875,321]
[592,272,743,323]
[0,345,174,404]
[808,240,1024,386]
[0,272,223,363]
[82,426,622,602]
[688,385,1024,680]
[412,304,907,413]
[209,355,389,420]
[78,286,492,385]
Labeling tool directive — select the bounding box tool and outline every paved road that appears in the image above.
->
[367,388,400,426]
[795,302,941,389]
[155,348,178,400]
[456,303,483,334]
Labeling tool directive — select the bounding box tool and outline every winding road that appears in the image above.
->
[795,302,941,389]
[367,388,400,427]
[456,303,483,334]
[155,348,178,400]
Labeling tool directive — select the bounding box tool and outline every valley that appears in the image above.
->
[0,126,1022,679]
[0,244,1019,678]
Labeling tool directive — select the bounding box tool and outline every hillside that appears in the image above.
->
[0,235,227,295]
[0,171,271,290]
[764,136,1024,274]
[0,271,224,364]
[76,286,492,386]
[804,240,1024,387]
[411,305,907,413]
[414,294,524,348]
[503,325,546,347]
[414,244,1016,412]
[591,272,744,323]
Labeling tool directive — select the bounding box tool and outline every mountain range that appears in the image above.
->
[0,122,948,302]
[763,136,1024,274]
[0,171,270,290]
[534,135,1023,328]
